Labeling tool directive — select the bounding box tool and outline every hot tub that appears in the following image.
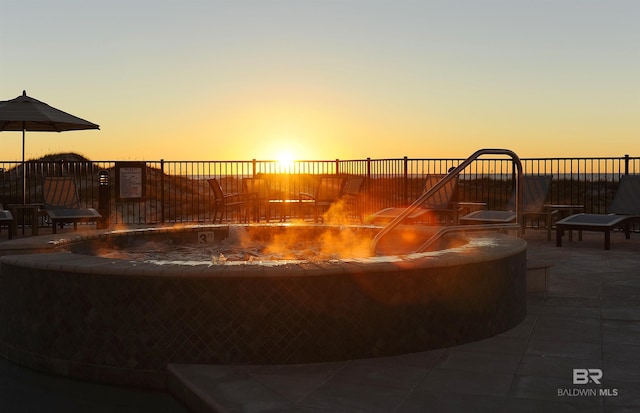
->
[0,224,526,388]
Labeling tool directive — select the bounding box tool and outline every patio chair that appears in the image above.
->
[367,174,460,225]
[459,175,555,238]
[299,176,346,222]
[0,204,14,240]
[242,177,271,222]
[556,175,640,250]
[342,176,366,222]
[208,178,246,223]
[43,177,102,234]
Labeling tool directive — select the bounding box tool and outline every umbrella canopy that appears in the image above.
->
[0,90,99,203]
[0,90,99,132]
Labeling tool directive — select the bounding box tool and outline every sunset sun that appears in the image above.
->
[276,151,296,171]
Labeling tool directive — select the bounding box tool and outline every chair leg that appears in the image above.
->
[3,222,13,240]
[251,202,260,222]
[556,227,563,247]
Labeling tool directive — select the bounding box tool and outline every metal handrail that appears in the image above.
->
[370,148,523,255]
[413,223,521,253]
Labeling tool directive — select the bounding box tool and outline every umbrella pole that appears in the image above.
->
[22,126,26,204]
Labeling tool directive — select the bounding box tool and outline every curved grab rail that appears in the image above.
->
[370,148,523,255]
[414,223,521,253]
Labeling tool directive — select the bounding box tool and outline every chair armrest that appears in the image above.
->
[453,201,486,214]
[452,201,487,208]
[298,192,315,200]
[224,192,246,201]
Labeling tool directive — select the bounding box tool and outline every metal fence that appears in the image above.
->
[1,154,637,228]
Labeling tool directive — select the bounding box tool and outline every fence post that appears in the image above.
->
[252,159,257,178]
[160,159,165,224]
[335,159,339,175]
[403,156,408,204]
[624,154,629,175]
[365,157,372,215]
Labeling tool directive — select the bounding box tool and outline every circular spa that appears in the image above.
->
[0,224,526,388]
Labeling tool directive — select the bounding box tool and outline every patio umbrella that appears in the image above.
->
[0,90,99,203]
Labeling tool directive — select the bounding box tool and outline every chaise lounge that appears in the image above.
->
[459,175,556,239]
[556,174,640,250]
[0,205,14,239]
[43,177,102,234]
[367,174,460,225]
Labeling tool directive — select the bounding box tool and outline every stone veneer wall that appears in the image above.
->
[0,235,526,389]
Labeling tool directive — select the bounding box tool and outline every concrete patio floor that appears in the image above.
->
[1,226,639,412]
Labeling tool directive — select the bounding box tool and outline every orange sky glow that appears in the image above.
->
[2,1,639,162]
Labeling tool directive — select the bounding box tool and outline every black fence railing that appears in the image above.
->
[0,154,637,228]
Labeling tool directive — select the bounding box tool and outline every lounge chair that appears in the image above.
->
[0,204,14,239]
[299,176,346,222]
[556,175,640,250]
[208,178,246,223]
[43,177,102,234]
[367,174,459,225]
[460,175,555,238]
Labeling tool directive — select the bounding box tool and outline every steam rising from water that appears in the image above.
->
[230,200,372,261]
[91,198,478,267]
[263,201,367,259]
[96,201,374,265]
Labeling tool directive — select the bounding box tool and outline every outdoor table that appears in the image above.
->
[7,203,43,236]
[453,201,487,224]
[268,198,315,222]
[545,204,584,241]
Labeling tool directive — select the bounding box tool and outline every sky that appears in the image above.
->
[1,0,639,162]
